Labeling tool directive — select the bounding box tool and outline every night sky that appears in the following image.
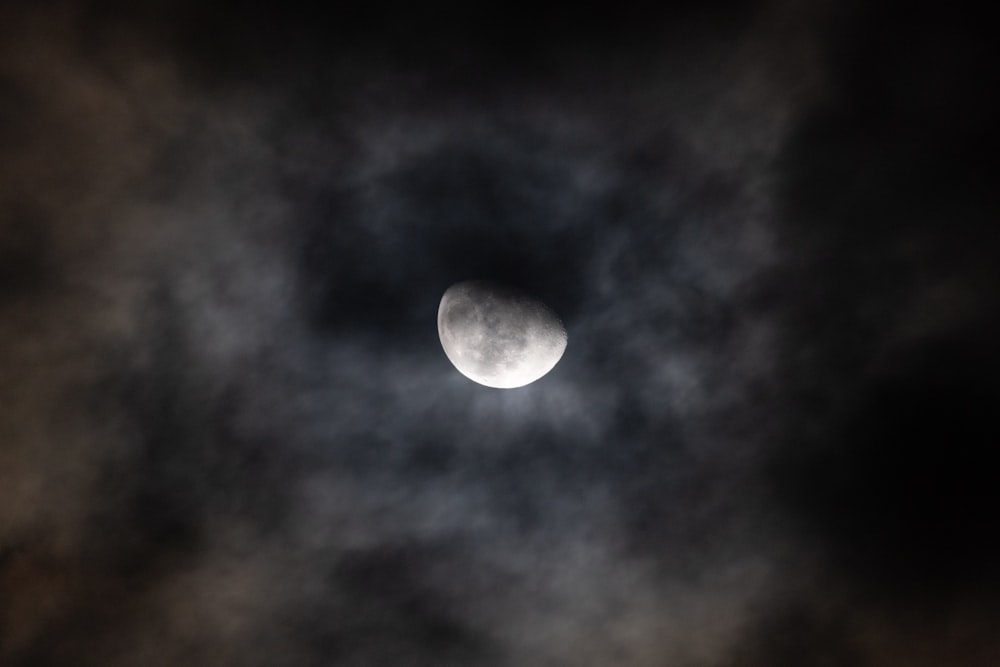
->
[2,1,999,665]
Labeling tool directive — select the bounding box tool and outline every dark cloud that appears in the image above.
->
[726,601,868,667]
[765,0,1000,596]
[2,0,998,665]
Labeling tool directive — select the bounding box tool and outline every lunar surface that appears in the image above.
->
[438,281,568,388]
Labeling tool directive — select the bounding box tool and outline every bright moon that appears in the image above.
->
[438,281,567,389]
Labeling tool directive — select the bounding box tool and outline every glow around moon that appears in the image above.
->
[437,281,567,389]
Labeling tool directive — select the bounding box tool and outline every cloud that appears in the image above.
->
[2,1,998,665]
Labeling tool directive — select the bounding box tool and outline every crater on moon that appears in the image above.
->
[437,280,567,389]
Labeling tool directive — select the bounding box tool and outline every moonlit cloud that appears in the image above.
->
[2,1,998,665]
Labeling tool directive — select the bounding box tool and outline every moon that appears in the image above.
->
[437,281,568,389]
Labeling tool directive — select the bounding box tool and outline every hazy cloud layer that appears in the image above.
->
[2,1,998,665]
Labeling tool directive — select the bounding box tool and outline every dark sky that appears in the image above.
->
[2,1,998,665]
